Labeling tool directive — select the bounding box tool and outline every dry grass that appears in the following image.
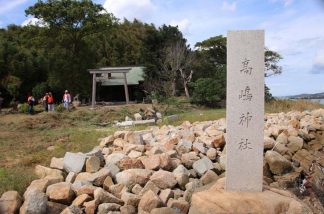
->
[265,99,323,113]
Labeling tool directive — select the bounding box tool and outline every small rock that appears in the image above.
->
[200,170,219,185]
[50,157,64,170]
[0,191,22,214]
[46,201,67,214]
[134,113,143,121]
[206,148,217,160]
[139,181,160,196]
[128,150,142,159]
[167,198,190,214]
[73,184,97,197]
[35,165,64,179]
[131,184,143,195]
[72,194,92,206]
[121,192,141,207]
[103,176,114,191]
[120,205,136,214]
[63,152,86,173]
[150,170,177,189]
[46,182,75,205]
[265,151,292,175]
[97,203,121,214]
[151,207,177,214]
[287,136,303,153]
[138,190,163,213]
[192,157,214,176]
[66,172,77,183]
[118,158,144,170]
[159,189,174,205]
[193,142,207,154]
[264,137,275,150]
[86,156,100,173]
[176,140,192,154]
[94,188,124,205]
[116,169,152,188]
[20,191,47,214]
[61,205,83,214]
[84,199,99,214]
[276,132,288,145]
[106,153,127,165]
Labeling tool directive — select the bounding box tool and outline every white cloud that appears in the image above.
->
[103,0,156,21]
[21,17,41,26]
[170,18,190,34]
[222,1,236,12]
[311,50,324,74]
[0,0,27,14]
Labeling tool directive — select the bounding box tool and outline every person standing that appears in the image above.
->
[27,94,35,114]
[0,92,3,113]
[63,90,71,110]
[47,92,54,112]
[43,93,49,112]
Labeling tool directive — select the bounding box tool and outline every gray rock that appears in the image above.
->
[63,152,86,173]
[192,157,214,176]
[20,191,47,214]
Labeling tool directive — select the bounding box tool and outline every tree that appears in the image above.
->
[265,48,283,77]
[162,41,194,97]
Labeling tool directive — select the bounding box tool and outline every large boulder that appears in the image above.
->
[189,178,312,214]
[265,151,292,175]
[63,152,86,173]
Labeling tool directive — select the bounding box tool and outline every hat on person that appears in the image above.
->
[65,90,68,93]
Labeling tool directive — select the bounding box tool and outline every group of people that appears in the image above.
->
[27,90,72,114]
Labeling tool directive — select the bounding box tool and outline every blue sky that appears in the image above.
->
[0,0,324,96]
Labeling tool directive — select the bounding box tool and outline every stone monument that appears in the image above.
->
[226,30,265,192]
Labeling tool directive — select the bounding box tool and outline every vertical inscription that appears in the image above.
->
[226,30,264,192]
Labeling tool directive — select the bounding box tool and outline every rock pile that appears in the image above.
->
[0,109,323,214]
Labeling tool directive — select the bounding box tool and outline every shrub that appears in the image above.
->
[190,78,225,107]
[32,82,49,100]
[19,103,29,113]
[55,104,65,113]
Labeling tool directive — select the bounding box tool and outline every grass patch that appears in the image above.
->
[266,99,323,113]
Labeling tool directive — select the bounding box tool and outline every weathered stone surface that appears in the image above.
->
[121,192,141,207]
[105,163,120,178]
[113,138,126,148]
[86,156,100,173]
[0,191,22,214]
[118,158,144,170]
[103,176,114,191]
[60,205,83,214]
[141,154,171,170]
[66,172,77,183]
[46,182,75,205]
[292,149,316,174]
[265,151,292,175]
[192,142,207,154]
[181,152,199,168]
[206,148,217,160]
[287,136,303,153]
[24,179,51,199]
[150,170,177,189]
[192,157,214,176]
[63,152,86,173]
[264,137,275,149]
[151,207,177,214]
[200,170,219,185]
[176,140,192,154]
[139,180,160,196]
[138,190,163,212]
[75,168,110,186]
[35,165,64,179]
[72,194,92,206]
[116,169,152,188]
[20,191,47,214]
[131,184,143,195]
[73,184,97,197]
[50,157,64,170]
[46,201,67,214]
[159,189,174,205]
[120,205,136,214]
[106,153,127,165]
[276,132,288,145]
[94,188,124,205]
[167,198,189,214]
[211,134,225,148]
[97,203,121,214]
[99,135,114,148]
[109,184,126,198]
[189,178,312,214]
[128,150,142,159]
[83,199,99,214]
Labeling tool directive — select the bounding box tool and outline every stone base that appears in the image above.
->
[189,178,312,214]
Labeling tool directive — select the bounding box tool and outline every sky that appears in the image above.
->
[0,0,324,97]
